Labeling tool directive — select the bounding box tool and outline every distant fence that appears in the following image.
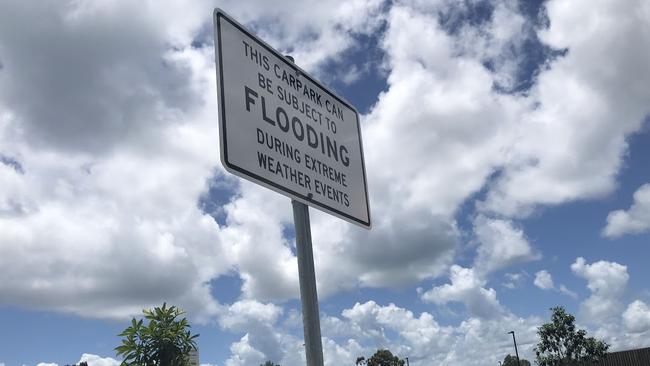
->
[593,347,650,366]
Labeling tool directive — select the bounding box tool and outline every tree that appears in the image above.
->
[502,354,531,366]
[260,362,280,366]
[356,349,405,366]
[115,303,199,366]
[534,307,609,366]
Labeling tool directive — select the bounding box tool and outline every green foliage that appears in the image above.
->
[260,361,280,366]
[534,307,609,366]
[502,354,531,366]
[356,349,405,366]
[115,303,199,366]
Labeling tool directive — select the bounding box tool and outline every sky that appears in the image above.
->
[1,0,650,365]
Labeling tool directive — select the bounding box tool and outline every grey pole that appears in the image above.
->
[293,199,324,366]
[508,331,521,366]
[284,53,324,366]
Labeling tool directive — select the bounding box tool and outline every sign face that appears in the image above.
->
[213,9,371,228]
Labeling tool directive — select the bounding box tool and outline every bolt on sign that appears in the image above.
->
[214,9,371,228]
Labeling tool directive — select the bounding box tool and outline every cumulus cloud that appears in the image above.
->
[420,265,505,319]
[2,0,650,363]
[364,3,519,220]
[219,299,291,365]
[341,301,454,359]
[444,0,535,91]
[220,300,283,330]
[1,0,647,326]
[571,257,629,322]
[603,184,650,238]
[0,50,227,321]
[502,271,527,289]
[222,0,513,299]
[225,334,268,366]
[0,0,390,318]
[558,284,578,299]
[533,270,577,299]
[480,0,650,217]
[219,184,298,301]
[313,0,524,293]
[0,0,224,155]
[78,354,120,366]
[326,301,540,366]
[473,216,540,274]
[534,270,554,290]
[0,0,239,320]
[313,208,457,294]
[217,0,387,74]
[623,300,650,334]
[221,299,541,366]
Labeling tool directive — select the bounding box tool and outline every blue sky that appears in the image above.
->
[1,0,650,366]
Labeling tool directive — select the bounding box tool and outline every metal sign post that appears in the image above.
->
[285,54,324,366]
[293,200,324,366]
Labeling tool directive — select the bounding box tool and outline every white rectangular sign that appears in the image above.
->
[213,9,371,228]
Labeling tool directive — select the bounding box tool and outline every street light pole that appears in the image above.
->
[507,331,521,366]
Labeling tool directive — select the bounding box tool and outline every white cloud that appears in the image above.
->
[603,183,650,238]
[309,0,523,293]
[219,300,283,331]
[78,354,120,366]
[558,284,578,299]
[328,301,540,366]
[36,364,58,366]
[571,257,629,322]
[220,184,298,301]
[342,300,455,353]
[219,299,288,364]
[623,300,650,334]
[225,334,267,366]
[1,3,650,365]
[473,216,540,274]
[534,270,554,290]
[214,297,545,366]
[480,0,650,217]
[314,208,457,293]
[502,271,527,289]
[364,4,519,220]
[533,270,578,299]
[218,0,387,74]
[449,0,533,90]
[420,265,505,319]
[0,0,232,319]
[0,0,394,318]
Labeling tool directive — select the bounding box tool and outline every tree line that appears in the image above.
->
[109,305,608,366]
